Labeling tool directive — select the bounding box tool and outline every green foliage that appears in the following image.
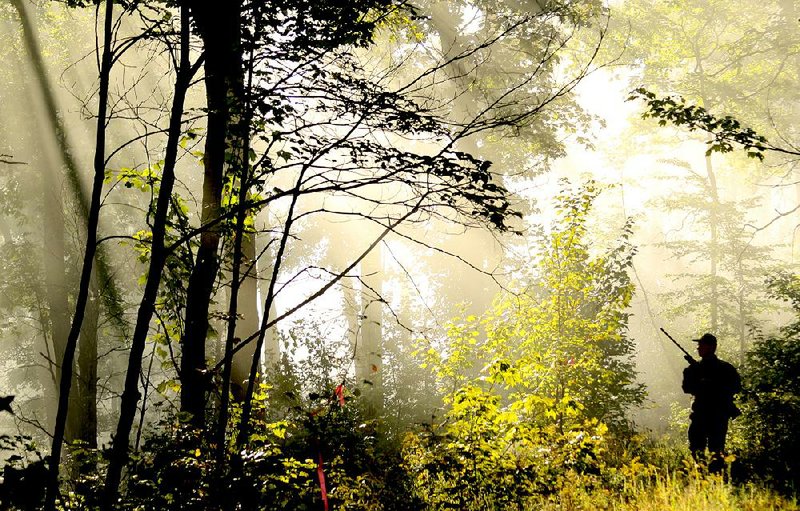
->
[261,320,422,510]
[16,418,799,510]
[419,181,643,428]
[402,384,609,510]
[501,181,644,427]
[401,183,645,508]
[733,271,800,490]
[59,398,322,510]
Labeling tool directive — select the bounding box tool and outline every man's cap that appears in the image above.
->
[692,333,717,346]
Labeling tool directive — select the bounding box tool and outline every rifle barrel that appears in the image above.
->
[659,327,693,359]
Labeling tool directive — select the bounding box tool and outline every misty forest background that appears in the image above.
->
[1,0,800,510]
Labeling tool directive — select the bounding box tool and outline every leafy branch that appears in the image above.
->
[628,87,800,161]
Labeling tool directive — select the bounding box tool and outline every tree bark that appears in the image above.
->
[705,151,720,333]
[216,3,250,466]
[181,0,242,428]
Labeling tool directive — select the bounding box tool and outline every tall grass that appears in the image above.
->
[538,467,798,511]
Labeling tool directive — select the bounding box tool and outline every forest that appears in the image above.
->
[0,0,799,509]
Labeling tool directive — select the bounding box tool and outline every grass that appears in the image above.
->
[539,468,798,511]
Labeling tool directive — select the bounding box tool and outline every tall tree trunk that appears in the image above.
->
[216,3,251,468]
[44,0,115,508]
[225,8,255,403]
[697,59,720,334]
[355,243,383,417]
[41,147,69,435]
[737,262,746,365]
[231,234,260,395]
[101,7,196,508]
[705,151,720,333]
[181,0,242,428]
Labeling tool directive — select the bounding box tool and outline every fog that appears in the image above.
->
[0,0,798,492]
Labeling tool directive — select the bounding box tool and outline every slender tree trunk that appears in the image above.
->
[216,192,247,459]
[705,151,720,332]
[696,60,721,334]
[44,1,115,508]
[224,6,255,405]
[181,0,241,428]
[737,263,746,365]
[101,8,195,508]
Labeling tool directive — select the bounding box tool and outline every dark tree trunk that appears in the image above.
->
[216,0,250,465]
[44,0,115,508]
[181,0,242,428]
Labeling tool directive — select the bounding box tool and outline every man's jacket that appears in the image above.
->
[682,354,742,418]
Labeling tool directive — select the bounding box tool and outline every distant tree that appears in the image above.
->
[612,0,797,356]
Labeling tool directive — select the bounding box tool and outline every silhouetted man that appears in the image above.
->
[682,333,741,473]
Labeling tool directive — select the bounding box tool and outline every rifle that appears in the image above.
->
[659,327,696,364]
